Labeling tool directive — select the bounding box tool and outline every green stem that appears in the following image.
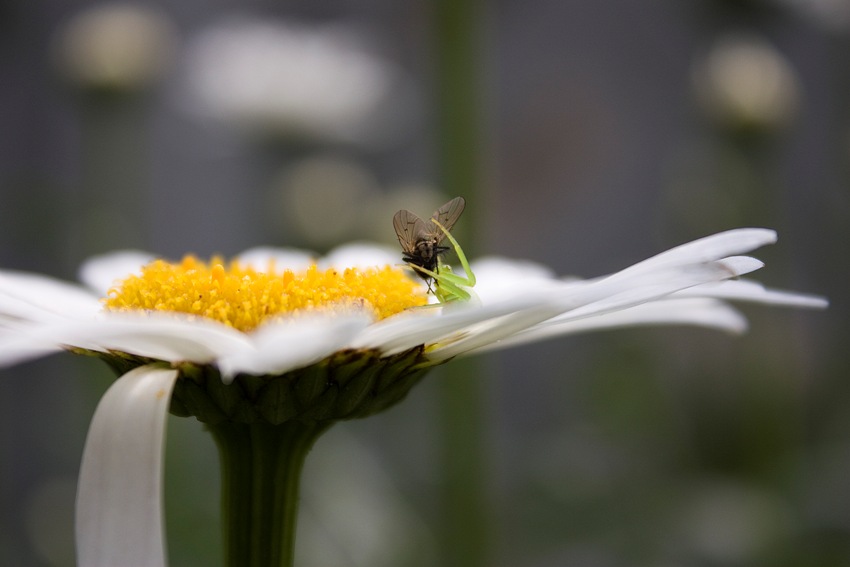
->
[432,0,491,565]
[208,420,332,567]
[433,0,485,240]
[437,359,490,567]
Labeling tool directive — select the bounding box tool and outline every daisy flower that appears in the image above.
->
[0,229,826,567]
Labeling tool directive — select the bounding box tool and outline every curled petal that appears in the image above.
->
[76,365,179,567]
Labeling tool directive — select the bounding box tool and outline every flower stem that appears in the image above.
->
[432,0,492,565]
[207,420,332,567]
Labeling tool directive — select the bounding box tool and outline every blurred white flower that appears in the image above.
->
[272,155,382,246]
[693,33,800,132]
[183,19,417,145]
[54,3,178,92]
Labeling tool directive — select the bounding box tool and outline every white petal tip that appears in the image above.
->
[719,256,764,276]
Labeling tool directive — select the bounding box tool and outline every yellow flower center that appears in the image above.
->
[104,255,426,332]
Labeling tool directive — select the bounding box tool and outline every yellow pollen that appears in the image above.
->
[104,256,427,332]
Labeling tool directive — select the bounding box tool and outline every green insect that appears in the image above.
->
[393,197,476,303]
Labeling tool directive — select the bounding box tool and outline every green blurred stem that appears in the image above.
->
[434,0,485,237]
[433,0,491,566]
[208,421,331,567]
[436,358,490,567]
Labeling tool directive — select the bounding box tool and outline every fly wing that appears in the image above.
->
[429,196,466,244]
[393,209,428,254]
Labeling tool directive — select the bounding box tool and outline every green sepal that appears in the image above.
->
[255,376,300,425]
[84,346,442,426]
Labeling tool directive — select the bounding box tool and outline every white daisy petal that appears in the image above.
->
[430,252,764,360]
[451,267,720,356]
[78,250,157,295]
[466,257,560,302]
[563,298,750,333]
[218,312,374,382]
[470,257,556,281]
[0,334,65,367]
[610,228,776,279]
[320,243,401,270]
[473,298,749,353]
[0,270,102,322]
[8,313,252,364]
[236,247,316,273]
[81,315,252,362]
[714,255,764,276]
[76,365,178,567]
[350,296,545,355]
[426,302,572,360]
[554,258,760,322]
[675,278,829,308]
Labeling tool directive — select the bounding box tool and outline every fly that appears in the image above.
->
[392,196,466,290]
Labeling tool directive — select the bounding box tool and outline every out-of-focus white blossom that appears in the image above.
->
[54,3,178,92]
[272,156,382,247]
[692,34,800,132]
[183,19,417,145]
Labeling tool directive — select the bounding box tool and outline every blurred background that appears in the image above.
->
[0,0,846,566]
